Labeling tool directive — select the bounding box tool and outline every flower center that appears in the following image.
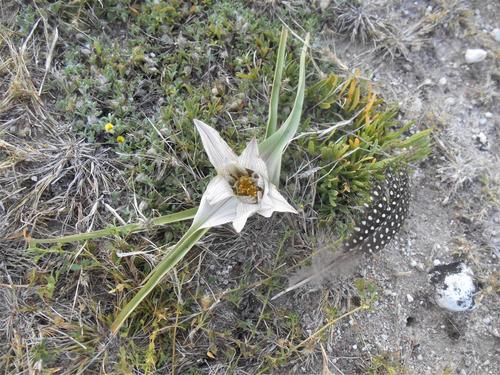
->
[234,176,258,198]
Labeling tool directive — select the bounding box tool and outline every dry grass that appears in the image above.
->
[0,9,128,373]
[0,15,126,237]
[330,0,474,60]
[0,1,435,373]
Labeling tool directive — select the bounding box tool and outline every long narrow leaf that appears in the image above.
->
[265,27,288,139]
[111,226,209,334]
[28,207,198,244]
[260,33,310,185]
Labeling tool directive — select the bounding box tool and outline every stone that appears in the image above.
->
[465,49,487,63]
[492,28,500,42]
[429,262,476,312]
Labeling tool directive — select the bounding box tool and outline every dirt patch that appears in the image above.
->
[308,1,499,373]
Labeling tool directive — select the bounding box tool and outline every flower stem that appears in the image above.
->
[28,207,198,244]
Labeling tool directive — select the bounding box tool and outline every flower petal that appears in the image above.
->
[193,194,238,230]
[194,119,237,170]
[233,202,258,233]
[258,183,297,217]
[239,138,268,179]
[204,175,234,205]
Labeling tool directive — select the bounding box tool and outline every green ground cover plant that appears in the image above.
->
[1,0,430,373]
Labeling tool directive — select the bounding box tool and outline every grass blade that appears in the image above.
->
[111,226,209,334]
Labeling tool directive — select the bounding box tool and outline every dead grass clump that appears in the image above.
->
[0,23,125,239]
[330,1,472,60]
[0,15,127,372]
[1,136,124,237]
[332,1,391,44]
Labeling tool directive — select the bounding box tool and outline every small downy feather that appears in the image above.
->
[272,168,411,300]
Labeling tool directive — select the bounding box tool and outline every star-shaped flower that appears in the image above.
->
[192,120,297,232]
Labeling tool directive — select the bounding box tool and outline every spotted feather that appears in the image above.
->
[344,168,410,253]
[272,168,411,301]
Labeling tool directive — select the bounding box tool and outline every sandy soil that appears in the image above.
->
[304,1,499,373]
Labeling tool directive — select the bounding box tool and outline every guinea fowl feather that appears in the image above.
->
[272,168,411,300]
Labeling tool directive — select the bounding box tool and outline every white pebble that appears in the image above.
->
[465,49,487,63]
[407,294,414,303]
[429,262,476,312]
[438,77,447,85]
[433,259,441,266]
[479,118,487,125]
[492,28,500,42]
[485,112,493,118]
[319,0,331,10]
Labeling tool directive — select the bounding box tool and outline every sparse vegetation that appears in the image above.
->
[16,0,500,374]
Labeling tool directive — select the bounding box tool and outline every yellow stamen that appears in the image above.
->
[234,176,258,198]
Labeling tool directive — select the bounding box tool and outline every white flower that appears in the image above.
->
[192,120,297,232]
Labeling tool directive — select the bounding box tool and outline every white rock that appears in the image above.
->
[492,28,500,42]
[429,262,476,312]
[438,77,447,85]
[433,259,441,266]
[485,112,493,118]
[465,49,487,63]
[479,118,487,125]
[477,132,487,145]
[407,294,414,303]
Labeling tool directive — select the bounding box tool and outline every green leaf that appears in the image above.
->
[111,226,209,334]
[259,33,310,185]
[265,27,288,139]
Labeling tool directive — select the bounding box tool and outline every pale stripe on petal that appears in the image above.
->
[233,202,258,233]
[204,175,234,205]
[238,138,269,179]
[194,119,237,170]
[258,183,297,217]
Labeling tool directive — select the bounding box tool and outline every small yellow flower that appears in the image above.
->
[116,135,125,143]
[104,122,114,134]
